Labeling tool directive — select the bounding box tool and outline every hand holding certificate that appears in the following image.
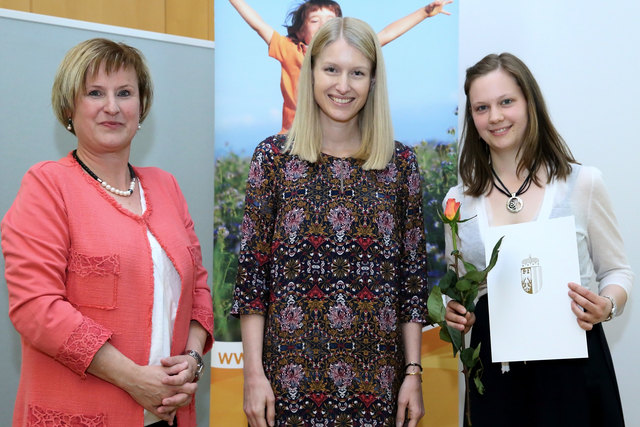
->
[484,216,587,363]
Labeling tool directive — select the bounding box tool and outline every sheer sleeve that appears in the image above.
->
[577,167,633,296]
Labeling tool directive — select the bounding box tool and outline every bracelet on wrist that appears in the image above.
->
[404,362,423,373]
[404,371,423,382]
[603,295,617,322]
[184,350,204,382]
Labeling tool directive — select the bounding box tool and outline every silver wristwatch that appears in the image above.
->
[603,295,617,322]
[185,350,204,382]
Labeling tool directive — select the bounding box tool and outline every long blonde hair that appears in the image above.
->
[286,17,394,170]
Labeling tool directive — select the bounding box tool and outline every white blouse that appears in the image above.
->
[444,164,633,301]
[139,184,182,426]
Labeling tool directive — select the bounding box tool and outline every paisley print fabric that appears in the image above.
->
[232,135,428,425]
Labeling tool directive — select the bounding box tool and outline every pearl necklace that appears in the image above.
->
[73,150,136,197]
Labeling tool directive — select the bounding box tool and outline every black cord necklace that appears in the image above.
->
[72,149,136,197]
[490,165,534,213]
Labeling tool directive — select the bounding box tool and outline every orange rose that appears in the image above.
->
[444,198,460,221]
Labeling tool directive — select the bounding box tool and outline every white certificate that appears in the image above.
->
[484,216,587,362]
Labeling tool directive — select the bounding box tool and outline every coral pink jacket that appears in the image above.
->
[1,153,213,427]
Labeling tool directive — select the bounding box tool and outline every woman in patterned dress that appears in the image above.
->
[232,17,429,427]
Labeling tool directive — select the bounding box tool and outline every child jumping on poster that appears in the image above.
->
[229,0,453,133]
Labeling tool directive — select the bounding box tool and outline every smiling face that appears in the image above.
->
[72,64,141,155]
[468,68,528,156]
[297,7,337,45]
[312,37,373,128]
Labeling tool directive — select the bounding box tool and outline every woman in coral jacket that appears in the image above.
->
[1,38,213,427]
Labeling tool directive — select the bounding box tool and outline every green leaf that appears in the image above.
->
[427,287,446,324]
[456,214,476,224]
[485,236,504,273]
[474,375,485,395]
[463,270,486,284]
[445,286,461,302]
[439,324,452,344]
[455,279,472,292]
[464,298,476,314]
[438,270,457,293]
[463,286,478,311]
[447,325,462,355]
[460,347,476,368]
[462,259,477,273]
[473,342,482,360]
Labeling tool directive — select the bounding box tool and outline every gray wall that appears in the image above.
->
[0,11,214,424]
[459,1,640,425]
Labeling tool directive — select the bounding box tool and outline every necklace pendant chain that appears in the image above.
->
[507,194,523,213]
[73,150,136,197]
[491,164,534,214]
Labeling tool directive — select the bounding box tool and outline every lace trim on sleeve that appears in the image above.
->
[55,317,112,378]
[193,306,214,336]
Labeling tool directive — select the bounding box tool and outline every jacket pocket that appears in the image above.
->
[66,250,119,310]
[28,404,106,426]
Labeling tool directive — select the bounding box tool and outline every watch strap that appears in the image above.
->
[184,350,204,381]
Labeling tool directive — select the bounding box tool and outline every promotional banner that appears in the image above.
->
[213,1,460,425]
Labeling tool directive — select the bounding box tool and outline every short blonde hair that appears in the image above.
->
[52,38,153,134]
[286,17,394,170]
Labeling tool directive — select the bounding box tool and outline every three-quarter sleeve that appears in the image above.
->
[397,147,429,324]
[1,164,112,376]
[231,139,279,316]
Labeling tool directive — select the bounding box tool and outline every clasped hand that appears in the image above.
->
[128,355,199,425]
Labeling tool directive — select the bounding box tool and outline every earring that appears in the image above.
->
[137,123,141,130]
[66,118,73,131]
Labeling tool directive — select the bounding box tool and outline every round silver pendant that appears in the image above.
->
[507,195,523,213]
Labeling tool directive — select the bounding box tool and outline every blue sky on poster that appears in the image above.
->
[214,0,459,156]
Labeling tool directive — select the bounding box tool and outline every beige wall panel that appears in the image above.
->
[31,0,166,33]
[0,0,30,11]
[165,0,212,40]
[208,0,214,41]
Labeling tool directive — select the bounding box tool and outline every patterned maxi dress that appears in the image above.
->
[232,136,429,426]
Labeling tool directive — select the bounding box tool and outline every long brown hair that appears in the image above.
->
[459,53,576,196]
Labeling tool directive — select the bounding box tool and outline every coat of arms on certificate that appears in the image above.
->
[484,216,587,362]
[521,255,542,294]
